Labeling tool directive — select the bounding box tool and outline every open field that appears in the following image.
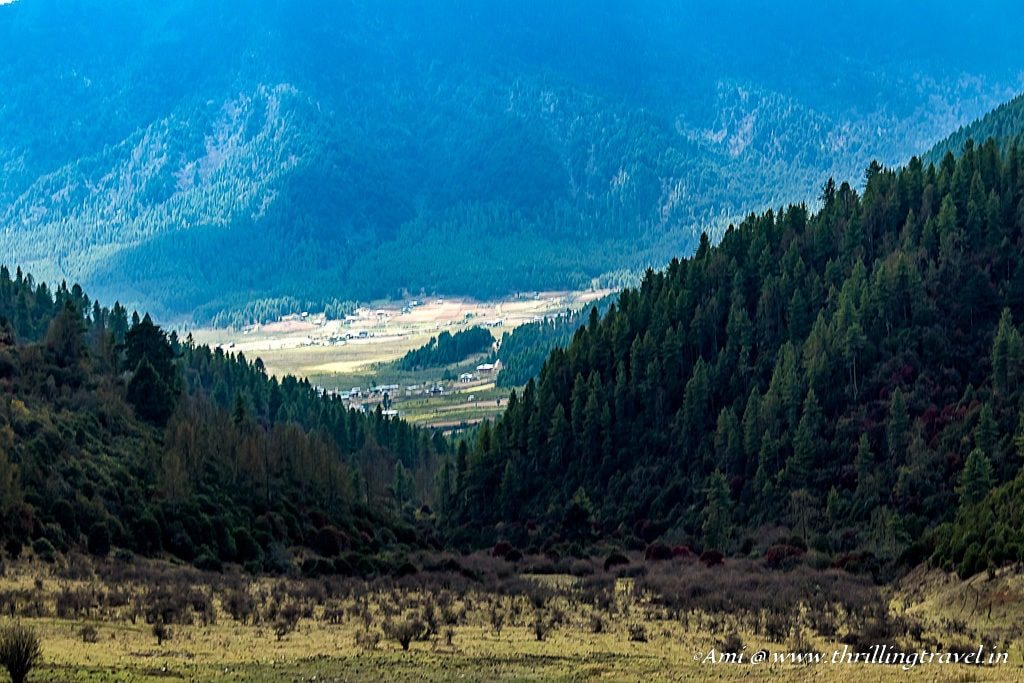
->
[190,290,608,379]
[188,290,608,428]
[1,555,1022,682]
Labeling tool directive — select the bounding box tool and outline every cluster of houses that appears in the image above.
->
[314,380,455,419]
[459,360,501,383]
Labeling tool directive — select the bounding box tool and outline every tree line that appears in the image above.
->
[396,327,494,371]
[443,139,1024,579]
[0,266,445,573]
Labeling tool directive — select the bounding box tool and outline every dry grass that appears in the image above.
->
[0,555,1021,682]
[190,290,609,381]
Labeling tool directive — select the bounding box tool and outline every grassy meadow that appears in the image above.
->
[1,553,1022,682]
[188,291,607,429]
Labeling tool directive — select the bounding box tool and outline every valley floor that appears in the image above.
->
[188,289,608,429]
[1,555,1022,682]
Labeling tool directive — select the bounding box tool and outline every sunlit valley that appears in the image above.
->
[2,1,1024,681]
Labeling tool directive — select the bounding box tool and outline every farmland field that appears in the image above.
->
[1,555,1021,682]
[189,290,609,428]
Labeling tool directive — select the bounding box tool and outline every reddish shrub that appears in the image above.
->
[832,551,879,575]
[644,543,672,562]
[492,542,514,558]
[671,545,693,559]
[763,544,805,570]
[603,552,629,571]
[313,527,347,557]
[699,550,724,567]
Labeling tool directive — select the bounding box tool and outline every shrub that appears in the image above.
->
[223,588,256,624]
[3,540,22,560]
[55,588,92,619]
[193,552,223,573]
[87,522,111,556]
[274,603,302,641]
[52,500,77,534]
[0,623,41,683]
[301,558,334,578]
[383,618,425,651]
[699,550,725,566]
[392,561,418,578]
[532,610,550,641]
[604,552,629,571]
[354,630,380,650]
[332,556,353,576]
[152,622,172,645]
[489,605,505,635]
[132,515,162,556]
[718,632,743,654]
[831,551,879,576]
[764,544,805,570]
[31,538,55,563]
[644,543,672,561]
[628,624,648,642]
[262,543,292,575]
[492,542,513,558]
[233,528,261,563]
[313,526,345,557]
[570,560,594,577]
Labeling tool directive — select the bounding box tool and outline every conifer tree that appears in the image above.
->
[957,448,995,507]
[702,470,732,550]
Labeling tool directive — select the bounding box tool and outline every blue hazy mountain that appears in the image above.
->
[1,0,1022,318]
[925,93,1024,163]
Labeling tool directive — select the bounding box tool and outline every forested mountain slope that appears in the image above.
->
[495,295,617,388]
[1,0,1022,318]
[925,93,1024,163]
[0,267,443,572]
[445,140,1024,578]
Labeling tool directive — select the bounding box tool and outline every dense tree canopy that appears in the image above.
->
[0,267,445,572]
[495,296,616,387]
[445,140,1024,578]
[396,327,494,371]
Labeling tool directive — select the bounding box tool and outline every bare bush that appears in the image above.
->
[383,617,425,651]
[490,604,505,636]
[354,629,380,650]
[152,622,172,646]
[222,587,256,625]
[274,603,302,641]
[79,625,99,643]
[717,632,743,654]
[0,623,42,683]
[532,610,550,642]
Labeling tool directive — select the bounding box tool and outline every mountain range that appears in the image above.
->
[2,0,1023,319]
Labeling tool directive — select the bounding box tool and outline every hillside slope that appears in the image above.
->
[925,93,1024,163]
[446,141,1024,578]
[1,0,1022,318]
[0,268,443,571]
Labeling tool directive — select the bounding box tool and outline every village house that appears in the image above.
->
[476,360,502,374]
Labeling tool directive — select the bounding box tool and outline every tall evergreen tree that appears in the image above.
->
[957,447,995,507]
